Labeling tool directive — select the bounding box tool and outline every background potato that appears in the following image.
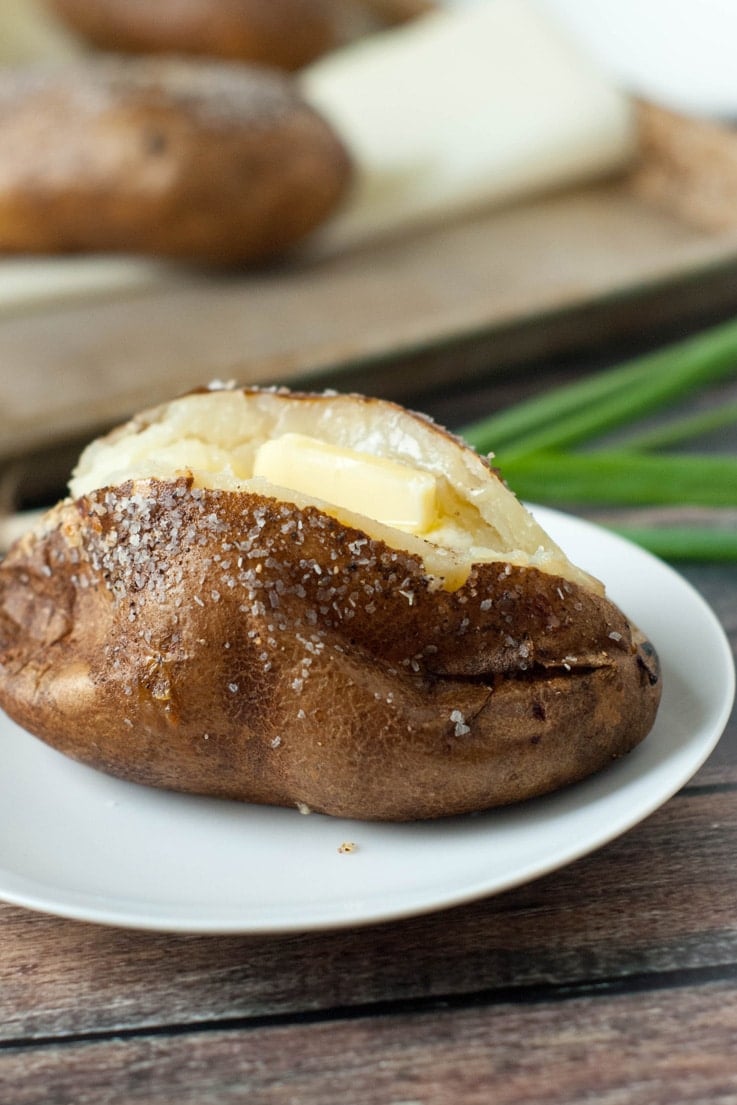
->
[48,0,436,70]
[0,58,351,263]
[0,390,661,820]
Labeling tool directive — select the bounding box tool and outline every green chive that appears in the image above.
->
[621,400,737,451]
[460,316,737,457]
[607,524,737,562]
[499,451,737,508]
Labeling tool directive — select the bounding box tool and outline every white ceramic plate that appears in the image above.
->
[0,507,733,933]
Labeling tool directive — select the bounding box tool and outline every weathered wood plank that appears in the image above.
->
[2,979,737,1105]
[679,565,737,784]
[1,790,736,1043]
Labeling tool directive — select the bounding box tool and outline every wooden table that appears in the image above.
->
[1,324,736,1105]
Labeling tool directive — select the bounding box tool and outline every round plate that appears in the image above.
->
[0,507,733,933]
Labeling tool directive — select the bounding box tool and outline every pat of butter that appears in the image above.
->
[253,433,438,534]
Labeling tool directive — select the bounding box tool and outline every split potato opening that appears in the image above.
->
[70,386,601,594]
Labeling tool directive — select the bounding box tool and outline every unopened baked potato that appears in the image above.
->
[0,57,350,263]
[49,0,436,70]
[0,387,661,820]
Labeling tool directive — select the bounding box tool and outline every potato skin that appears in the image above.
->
[0,58,351,263]
[50,0,339,71]
[0,477,661,821]
[49,0,436,70]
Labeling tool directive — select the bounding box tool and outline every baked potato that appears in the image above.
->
[0,387,661,821]
[0,57,351,263]
[48,0,436,71]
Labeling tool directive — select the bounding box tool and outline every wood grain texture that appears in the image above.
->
[2,980,737,1104]
[679,565,737,784]
[1,789,736,1044]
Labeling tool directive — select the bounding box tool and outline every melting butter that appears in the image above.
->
[253,433,438,535]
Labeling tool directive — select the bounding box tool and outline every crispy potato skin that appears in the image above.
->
[0,59,351,263]
[0,478,661,821]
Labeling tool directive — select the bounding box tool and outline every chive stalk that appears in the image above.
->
[620,400,737,451]
[461,356,651,454]
[499,451,737,508]
[457,317,737,561]
[607,525,737,563]
[460,316,737,457]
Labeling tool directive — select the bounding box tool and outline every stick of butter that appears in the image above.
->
[301,0,637,253]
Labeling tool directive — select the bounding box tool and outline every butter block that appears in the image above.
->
[301,0,636,252]
[253,433,438,534]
